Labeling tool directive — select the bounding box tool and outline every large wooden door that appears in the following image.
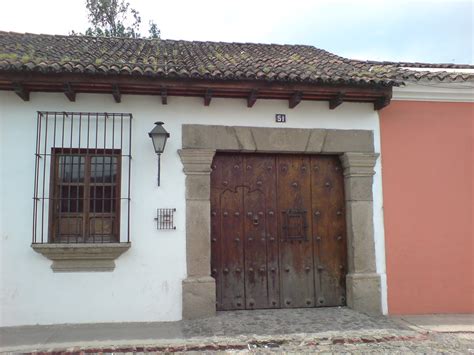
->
[211,153,347,311]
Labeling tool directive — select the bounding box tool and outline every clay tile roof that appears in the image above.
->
[1,31,473,86]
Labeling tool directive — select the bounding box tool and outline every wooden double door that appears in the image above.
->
[210,153,347,311]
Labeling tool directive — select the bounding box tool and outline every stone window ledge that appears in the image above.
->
[31,243,131,272]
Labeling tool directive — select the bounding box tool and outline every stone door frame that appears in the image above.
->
[179,124,382,319]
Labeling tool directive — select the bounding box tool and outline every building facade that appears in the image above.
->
[0,32,472,327]
[381,83,474,314]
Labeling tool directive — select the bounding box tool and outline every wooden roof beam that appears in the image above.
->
[1,72,393,98]
[13,82,29,101]
[289,91,303,109]
[112,84,121,103]
[64,82,76,102]
[161,87,168,105]
[329,92,345,110]
[204,89,212,106]
[247,89,258,108]
[374,95,391,110]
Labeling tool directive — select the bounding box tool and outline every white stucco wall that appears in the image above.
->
[0,91,388,326]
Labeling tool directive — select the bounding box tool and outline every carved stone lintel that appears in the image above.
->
[178,149,216,175]
[182,125,375,154]
[32,243,131,272]
[340,152,379,177]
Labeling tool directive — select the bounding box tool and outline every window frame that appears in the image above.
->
[48,147,122,243]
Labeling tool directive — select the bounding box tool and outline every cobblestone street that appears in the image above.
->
[241,332,474,354]
[45,331,473,354]
[1,308,473,354]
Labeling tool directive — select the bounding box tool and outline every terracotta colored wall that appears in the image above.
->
[380,101,473,314]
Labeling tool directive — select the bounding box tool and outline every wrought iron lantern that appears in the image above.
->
[148,121,170,186]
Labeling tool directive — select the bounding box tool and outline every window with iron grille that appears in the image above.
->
[32,112,132,244]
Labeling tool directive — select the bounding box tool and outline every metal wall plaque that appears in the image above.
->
[155,208,176,230]
[275,114,286,123]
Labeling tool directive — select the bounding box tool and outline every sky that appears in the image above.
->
[0,0,472,64]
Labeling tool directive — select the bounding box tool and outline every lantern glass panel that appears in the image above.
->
[148,122,169,154]
[151,134,167,153]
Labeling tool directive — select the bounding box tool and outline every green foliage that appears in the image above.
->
[290,53,301,61]
[21,55,31,62]
[148,20,160,39]
[0,53,18,60]
[73,0,160,39]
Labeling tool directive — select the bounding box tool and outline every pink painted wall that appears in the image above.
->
[380,101,473,314]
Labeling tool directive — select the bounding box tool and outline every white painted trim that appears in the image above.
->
[400,67,474,74]
[393,83,474,102]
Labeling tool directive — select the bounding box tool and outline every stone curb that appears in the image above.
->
[2,330,427,354]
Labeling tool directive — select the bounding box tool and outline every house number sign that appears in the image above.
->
[275,113,286,123]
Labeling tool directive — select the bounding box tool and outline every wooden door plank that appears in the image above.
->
[242,155,279,309]
[211,154,246,310]
[277,155,315,308]
[311,156,347,307]
[262,156,280,308]
[210,155,223,309]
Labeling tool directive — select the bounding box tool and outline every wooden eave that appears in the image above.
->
[0,72,392,110]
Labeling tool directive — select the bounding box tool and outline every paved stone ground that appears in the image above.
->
[1,308,473,354]
[35,332,473,354]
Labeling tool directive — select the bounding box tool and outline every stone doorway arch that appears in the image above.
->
[179,125,381,319]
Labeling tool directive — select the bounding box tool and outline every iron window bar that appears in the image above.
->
[155,208,176,230]
[32,111,133,244]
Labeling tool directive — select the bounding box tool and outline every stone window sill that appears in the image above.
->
[31,243,131,272]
